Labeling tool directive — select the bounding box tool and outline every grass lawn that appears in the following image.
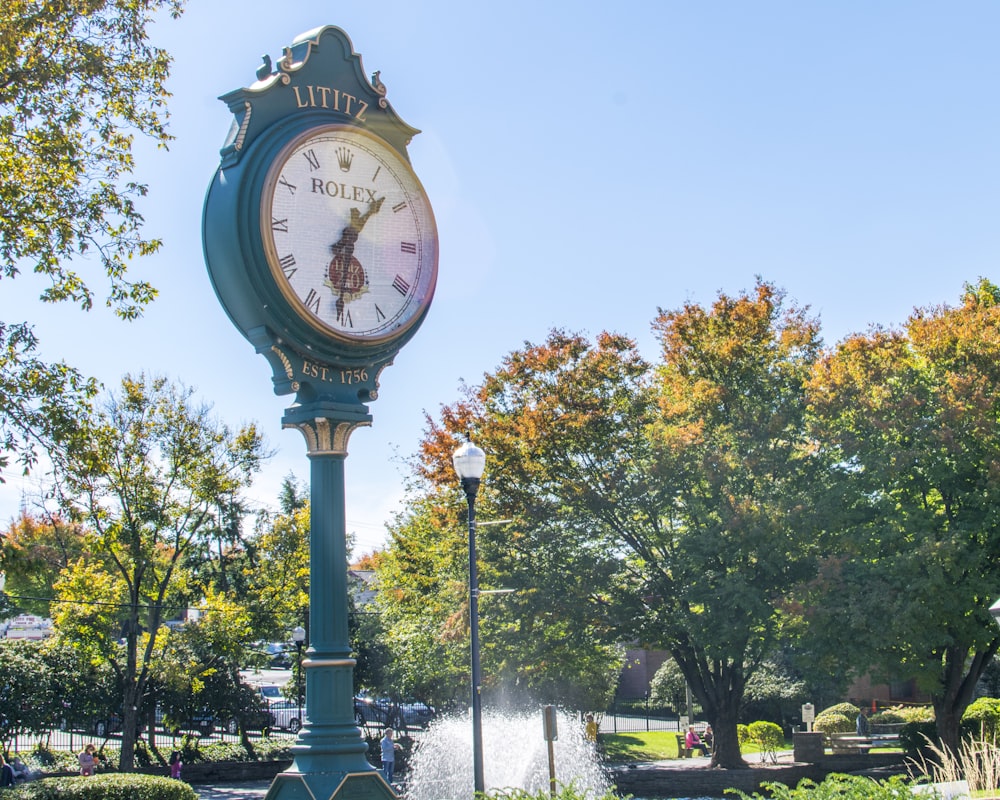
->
[599,731,792,762]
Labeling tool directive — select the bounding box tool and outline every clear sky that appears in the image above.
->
[1,1,997,555]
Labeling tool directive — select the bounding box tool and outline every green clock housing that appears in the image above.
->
[203,26,438,404]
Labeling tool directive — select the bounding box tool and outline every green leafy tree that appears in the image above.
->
[0,0,184,479]
[50,374,266,770]
[804,278,1000,755]
[0,639,52,749]
[408,283,822,767]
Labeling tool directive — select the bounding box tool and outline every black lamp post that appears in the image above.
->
[292,625,306,728]
[453,437,487,797]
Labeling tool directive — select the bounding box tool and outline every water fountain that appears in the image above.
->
[405,709,612,800]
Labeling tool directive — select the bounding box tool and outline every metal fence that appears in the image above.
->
[599,699,684,733]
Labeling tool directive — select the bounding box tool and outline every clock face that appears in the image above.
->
[261,125,438,344]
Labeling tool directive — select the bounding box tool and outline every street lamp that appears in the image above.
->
[453,437,487,796]
[292,625,306,729]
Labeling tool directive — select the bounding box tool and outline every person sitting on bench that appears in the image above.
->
[686,725,709,756]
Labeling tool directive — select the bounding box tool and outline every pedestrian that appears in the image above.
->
[685,725,709,757]
[380,728,399,785]
[0,755,15,789]
[78,744,97,776]
[168,749,183,780]
[856,707,870,737]
[584,713,599,742]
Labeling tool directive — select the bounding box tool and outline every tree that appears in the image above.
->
[50,373,266,770]
[0,0,184,479]
[804,278,1000,755]
[0,512,90,616]
[409,282,822,768]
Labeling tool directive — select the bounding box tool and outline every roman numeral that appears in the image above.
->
[303,149,321,171]
[392,201,407,213]
[279,253,296,278]
[400,241,416,254]
[392,274,410,295]
[277,175,297,195]
[271,217,288,233]
[303,288,321,315]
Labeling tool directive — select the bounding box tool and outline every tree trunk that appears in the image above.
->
[709,706,749,769]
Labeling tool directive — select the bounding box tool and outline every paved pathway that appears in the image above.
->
[193,781,271,800]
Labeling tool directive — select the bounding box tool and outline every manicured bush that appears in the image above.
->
[10,773,197,800]
[961,696,1000,741]
[746,721,784,763]
[813,703,860,734]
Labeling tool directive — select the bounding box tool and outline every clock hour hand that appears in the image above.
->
[326,196,385,322]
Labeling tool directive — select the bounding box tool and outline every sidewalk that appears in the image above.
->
[193,781,271,800]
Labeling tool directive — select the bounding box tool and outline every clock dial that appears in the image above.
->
[261,125,437,344]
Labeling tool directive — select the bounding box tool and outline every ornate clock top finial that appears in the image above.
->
[256,54,272,82]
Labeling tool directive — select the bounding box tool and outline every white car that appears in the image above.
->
[269,699,303,733]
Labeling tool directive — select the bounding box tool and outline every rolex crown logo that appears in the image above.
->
[336,147,353,173]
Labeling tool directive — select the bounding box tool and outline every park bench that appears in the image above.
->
[826,732,872,754]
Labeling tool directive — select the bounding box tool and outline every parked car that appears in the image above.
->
[374,697,435,728]
[264,642,293,669]
[353,694,392,727]
[224,704,274,734]
[257,684,284,706]
[155,706,216,737]
[269,700,303,733]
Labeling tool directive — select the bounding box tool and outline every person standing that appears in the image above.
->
[168,749,183,780]
[78,744,97,776]
[856,707,870,736]
[584,713,599,742]
[380,728,399,785]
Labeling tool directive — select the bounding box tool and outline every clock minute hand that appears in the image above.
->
[330,196,385,262]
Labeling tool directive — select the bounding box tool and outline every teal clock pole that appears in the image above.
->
[267,405,393,800]
[202,25,438,800]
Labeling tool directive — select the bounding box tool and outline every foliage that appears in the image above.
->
[960,696,1000,741]
[803,278,1000,754]
[812,703,859,734]
[899,722,940,759]
[9,773,196,800]
[0,514,90,617]
[907,731,1000,795]
[49,374,267,771]
[487,784,621,800]
[0,0,184,480]
[728,773,920,800]
[745,720,784,763]
[648,659,686,712]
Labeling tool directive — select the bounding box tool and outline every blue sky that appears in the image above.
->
[1,2,997,554]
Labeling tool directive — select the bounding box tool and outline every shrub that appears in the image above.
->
[489,784,619,800]
[11,773,197,800]
[813,703,860,734]
[729,773,920,799]
[961,696,1000,741]
[746,721,784,764]
[899,721,939,760]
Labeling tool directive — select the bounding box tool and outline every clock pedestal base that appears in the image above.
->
[266,770,395,800]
